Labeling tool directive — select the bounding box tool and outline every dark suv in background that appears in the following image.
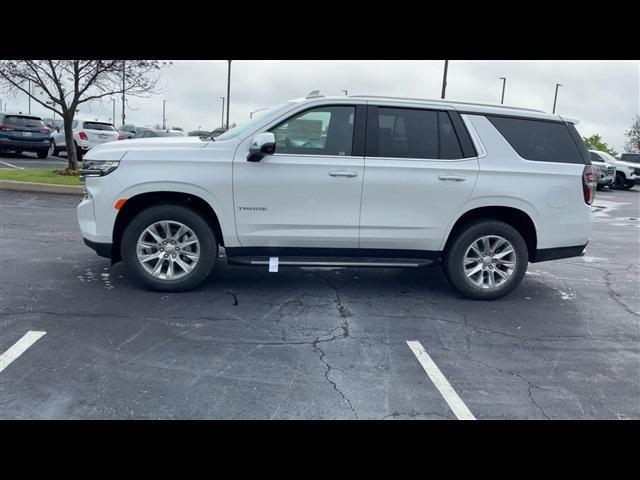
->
[0,112,52,158]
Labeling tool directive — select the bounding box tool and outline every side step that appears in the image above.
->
[226,256,438,268]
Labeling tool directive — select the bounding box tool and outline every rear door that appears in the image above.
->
[82,121,119,145]
[359,103,480,252]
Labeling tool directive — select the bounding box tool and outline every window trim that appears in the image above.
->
[268,103,362,158]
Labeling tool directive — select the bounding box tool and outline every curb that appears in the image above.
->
[0,180,83,196]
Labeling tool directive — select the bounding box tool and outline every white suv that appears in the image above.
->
[49,118,122,160]
[589,150,639,190]
[77,94,595,300]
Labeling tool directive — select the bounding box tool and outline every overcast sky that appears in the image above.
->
[7,60,639,152]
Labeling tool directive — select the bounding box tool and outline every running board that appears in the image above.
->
[226,256,438,268]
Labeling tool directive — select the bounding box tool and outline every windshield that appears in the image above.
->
[214,102,296,141]
[597,151,619,163]
[4,115,46,128]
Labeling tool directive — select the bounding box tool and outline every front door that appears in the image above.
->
[233,104,365,249]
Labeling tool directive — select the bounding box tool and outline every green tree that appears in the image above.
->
[582,134,618,157]
[171,126,183,131]
[624,116,640,153]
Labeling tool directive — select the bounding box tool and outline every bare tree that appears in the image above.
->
[0,60,169,169]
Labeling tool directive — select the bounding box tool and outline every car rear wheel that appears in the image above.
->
[48,140,59,157]
[121,204,218,292]
[443,220,528,300]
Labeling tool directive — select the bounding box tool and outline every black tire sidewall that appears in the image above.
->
[444,220,528,300]
[121,204,218,292]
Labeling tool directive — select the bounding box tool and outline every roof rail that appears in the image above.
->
[348,95,545,113]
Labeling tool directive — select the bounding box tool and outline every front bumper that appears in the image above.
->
[83,238,112,259]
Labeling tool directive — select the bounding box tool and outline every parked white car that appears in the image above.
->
[77,93,595,300]
[589,150,639,190]
[588,151,616,190]
[49,118,122,160]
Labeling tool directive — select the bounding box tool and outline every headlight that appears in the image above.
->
[79,160,120,177]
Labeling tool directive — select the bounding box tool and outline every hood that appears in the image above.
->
[112,136,210,149]
[83,134,237,162]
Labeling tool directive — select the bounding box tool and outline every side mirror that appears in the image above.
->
[55,127,60,132]
[247,132,276,162]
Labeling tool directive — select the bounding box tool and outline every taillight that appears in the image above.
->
[583,165,597,205]
[0,124,15,131]
[117,134,124,140]
[79,131,88,140]
[40,127,51,134]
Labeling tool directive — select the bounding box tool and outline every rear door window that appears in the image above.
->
[487,116,585,164]
[83,122,116,131]
[3,115,46,129]
[377,108,438,159]
[438,111,464,159]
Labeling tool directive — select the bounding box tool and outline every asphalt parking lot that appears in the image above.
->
[0,151,67,170]
[1,187,639,419]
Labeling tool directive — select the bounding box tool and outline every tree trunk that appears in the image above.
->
[63,114,78,170]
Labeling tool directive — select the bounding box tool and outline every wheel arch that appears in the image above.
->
[443,205,538,262]
[111,191,225,263]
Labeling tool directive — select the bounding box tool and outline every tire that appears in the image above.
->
[48,140,59,157]
[614,172,626,190]
[121,204,218,292]
[37,149,48,159]
[443,220,529,300]
[75,143,83,161]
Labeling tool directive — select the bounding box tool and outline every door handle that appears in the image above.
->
[438,174,466,181]
[329,170,358,178]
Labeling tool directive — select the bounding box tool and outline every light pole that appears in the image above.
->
[250,107,269,118]
[162,100,167,130]
[121,61,126,126]
[112,99,116,127]
[552,83,562,114]
[28,79,31,114]
[499,77,507,104]
[441,60,449,99]
[226,60,231,129]
[46,100,56,125]
[220,97,225,129]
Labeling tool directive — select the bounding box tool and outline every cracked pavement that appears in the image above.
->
[1,189,639,419]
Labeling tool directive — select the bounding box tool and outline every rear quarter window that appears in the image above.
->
[487,115,586,164]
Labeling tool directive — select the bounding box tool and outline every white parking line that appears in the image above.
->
[406,340,476,420]
[0,331,46,373]
[0,161,24,170]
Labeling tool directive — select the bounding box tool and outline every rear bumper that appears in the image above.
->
[531,244,587,263]
[0,138,49,151]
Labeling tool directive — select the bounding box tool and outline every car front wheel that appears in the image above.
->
[443,220,529,300]
[121,204,218,291]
